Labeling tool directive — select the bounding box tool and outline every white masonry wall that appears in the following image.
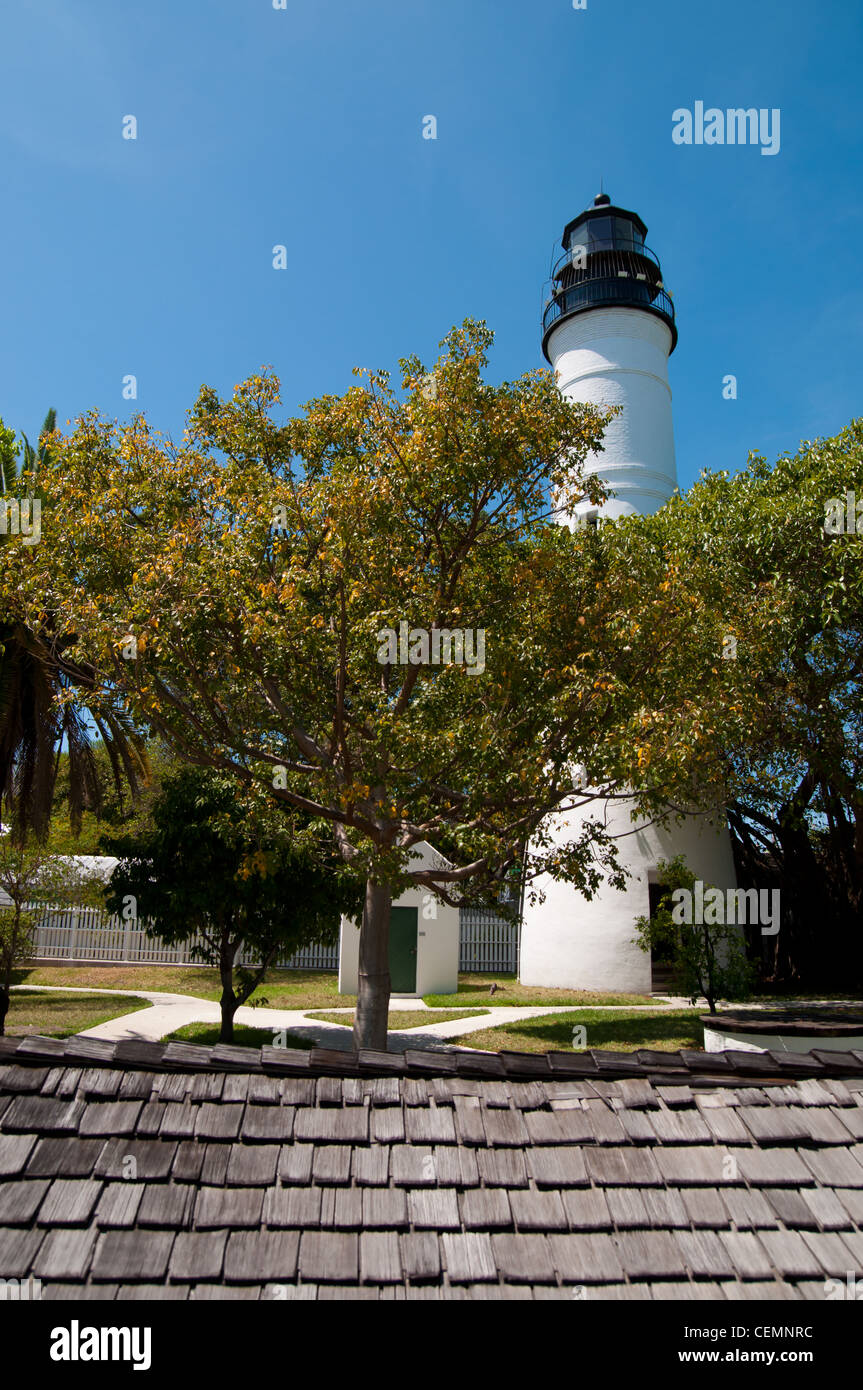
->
[519,795,739,994]
[551,307,677,521]
[338,840,460,997]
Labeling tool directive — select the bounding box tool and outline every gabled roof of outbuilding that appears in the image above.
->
[1,1034,862,1300]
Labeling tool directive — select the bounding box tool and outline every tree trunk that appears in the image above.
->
[353,878,393,1052]
[219,930,238,1044]
[0,957,12,1036]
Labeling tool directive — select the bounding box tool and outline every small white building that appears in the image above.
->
[338,841,460,997]
[520,796,738,993]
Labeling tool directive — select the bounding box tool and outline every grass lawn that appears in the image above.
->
[164,1022,314,1049]
[456,1008,703,1054]
[422,975,655,1008]
[13,965,355,1011]
[5,989,153,1039]
[13,965,661,1012]
[308,1009,486,1030]
[163,1008,703,1054]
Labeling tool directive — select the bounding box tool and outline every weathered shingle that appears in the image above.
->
[29,1137,104,1177]
[799,1147,863,1187]
[404,1106,456,1145]
[548,1232,624,1283]
[95,1139,176,1181]
[491,1234,556,1284]
[673,1228,736,1279]
[680,1187,728,1229]
[757,1230,824,1279]
[362,1188,409,1229]
[718,1231,773,1280]
[137,1183,195,1230]
[169,1231,227,1280]
[459,1188,512,1230]
[407,1188,461,1230]
[442,1232,496,1283]
[650,1107,713,1145]
[3,1096,85,1133]
[226,1145,279,1187]
[224,1230,299,1281]
[0,1132,38,1176]
[298,1231,358,1282]
[400,1232,441,1280]
[0,1177,49,1224]
[294,1107,369,1144]
[91,1230,173,1281]
[585,1146,663,1186]
[0,1226,45,1276]
[195,1186,264,1229]
[34,1227,98,1280]
[480,1107,531,1147]
[194,1104,245,1141]
[37,1178,102,1227]
[476,1147,529,1188]
[525,1145,588,1188]
[263,1186,322,1229]
[240,1106,295,1143]
[361,1231,403,1283]
[561,1188,612,1231]
[2,1036,861,1301]
[614,1230,687,1280]
[738,1105,810,1145]
[352,1146,389,1186]
[94,1183,143,1229]
[509,1189,568,1231]
[605,1188,650,1229]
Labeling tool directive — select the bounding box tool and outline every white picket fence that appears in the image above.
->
[26,904,339,970]
[25,901,520,974]
[459,906,519,974]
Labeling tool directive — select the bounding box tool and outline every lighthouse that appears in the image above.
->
[519,193,738,994]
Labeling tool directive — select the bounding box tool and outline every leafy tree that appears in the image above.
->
[102,767,364,1042]
[48,738,179,855]
[0,411,148,842]
[634,856,755,1014]
[607,423,863,988]
[0,825,98,1035]
[13,321,757,1048]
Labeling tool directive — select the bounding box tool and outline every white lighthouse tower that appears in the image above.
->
[519,193,737,994]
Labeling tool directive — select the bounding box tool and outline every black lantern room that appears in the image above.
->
[541,193,677,361]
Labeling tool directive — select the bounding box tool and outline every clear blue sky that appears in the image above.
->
[1,0,861,489]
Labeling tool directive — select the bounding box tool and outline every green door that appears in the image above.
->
[389,906,418,993]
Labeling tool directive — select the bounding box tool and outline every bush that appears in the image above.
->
[634,855,755,1013]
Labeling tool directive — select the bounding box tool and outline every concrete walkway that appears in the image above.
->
[10,983,691,1054]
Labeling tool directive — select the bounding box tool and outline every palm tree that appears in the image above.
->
[0,411,147,842]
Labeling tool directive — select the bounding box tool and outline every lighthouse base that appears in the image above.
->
[519,796,738,994]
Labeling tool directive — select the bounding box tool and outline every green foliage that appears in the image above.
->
[11,330,863,1020]
[48,738,178,854]
[634,856,755,1013]
[0,410,149,843]
[101,766,364,1037]
[16,321,634,909]
[0,830,105,1034]
[605,422,863,986]
[0,906,35,978]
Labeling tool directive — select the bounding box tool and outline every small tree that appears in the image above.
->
[0,906,35,1035]
[0,828,95,1035]
[103,767,364,1042]
[634,856,755,1014]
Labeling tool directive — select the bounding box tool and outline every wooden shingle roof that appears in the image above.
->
[1,1035,862,1300]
